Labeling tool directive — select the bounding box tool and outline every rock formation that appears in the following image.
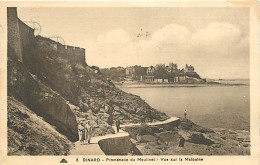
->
[8,97,73,155]
[124,118,250,155]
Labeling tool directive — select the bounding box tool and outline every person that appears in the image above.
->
[115,119,121,133]
[78,121,85,145]
[141,117,145,123]
[78,122,82,141]
[179,137,185,147]
[148,110,153,122]
[85,120,93,144]
[184,109,187,119]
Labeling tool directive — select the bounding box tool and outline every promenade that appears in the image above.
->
[70,117,179,155]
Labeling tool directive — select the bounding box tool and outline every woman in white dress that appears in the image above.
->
[78,121,85,145]
[85,120,93,144]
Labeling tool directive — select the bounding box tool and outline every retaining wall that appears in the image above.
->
[8,7,86,65]
[7,7,35,62]
[97,118,180,155]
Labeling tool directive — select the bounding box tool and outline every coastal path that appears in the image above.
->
[70,117,179,155]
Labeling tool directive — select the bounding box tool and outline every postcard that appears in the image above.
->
[0,1,259,165]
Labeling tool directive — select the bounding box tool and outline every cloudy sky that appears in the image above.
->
[18,7,249,79]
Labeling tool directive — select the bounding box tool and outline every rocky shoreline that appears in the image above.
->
[123,118,250,155]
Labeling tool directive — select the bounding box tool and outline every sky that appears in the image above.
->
[18,7,249,79]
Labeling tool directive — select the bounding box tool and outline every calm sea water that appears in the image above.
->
[120,84,250,131]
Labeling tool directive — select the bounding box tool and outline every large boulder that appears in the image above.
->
[8,45,78,142]
[187,133,215,145]
[98,136,134,155]
[137,135,158,143]
[8,97,73,155]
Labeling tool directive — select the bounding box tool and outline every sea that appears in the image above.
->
[120,79,250,131]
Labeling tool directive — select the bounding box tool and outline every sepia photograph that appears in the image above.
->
[1,2,258,163]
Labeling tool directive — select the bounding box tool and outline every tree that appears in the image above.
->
[154,64,168,78]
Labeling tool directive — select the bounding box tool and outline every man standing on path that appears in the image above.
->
[184,109,187,119]
[115,119,121,133]
[148,110,153,122]
[85,120,93,144]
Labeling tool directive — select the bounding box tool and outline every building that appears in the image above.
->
[185,64,195,73]
[141,76,155,82]
[125,66,134,76]
[147,66,155,75]
[154,78,168,83]
[124,62,201,84]
[166,66,172,73]
[126,65,147,80]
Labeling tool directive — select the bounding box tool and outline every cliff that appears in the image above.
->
[7,7,168,155]
[21,35,168,132]
[8,43,78,141]
[8,97,73,155]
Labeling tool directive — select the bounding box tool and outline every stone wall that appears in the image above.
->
[7,7,22,62]
[57,44,85,65]
[7,7,35,62]
[34,36,86,65]
[18,19,35,51]
[8,7,85,65]
[124,118,181,140]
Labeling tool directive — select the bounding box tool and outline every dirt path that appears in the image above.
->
[70,117,179,155]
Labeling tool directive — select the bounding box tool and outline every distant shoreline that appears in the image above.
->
[116,82,249,88]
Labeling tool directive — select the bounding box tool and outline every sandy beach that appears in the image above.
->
[116,81,247,88]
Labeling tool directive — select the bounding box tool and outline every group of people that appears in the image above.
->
[78,120,93,145]
[77,110,188,145]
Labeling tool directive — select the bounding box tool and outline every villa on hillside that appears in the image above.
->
[140,63,204,83]
[100,62,206,84]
